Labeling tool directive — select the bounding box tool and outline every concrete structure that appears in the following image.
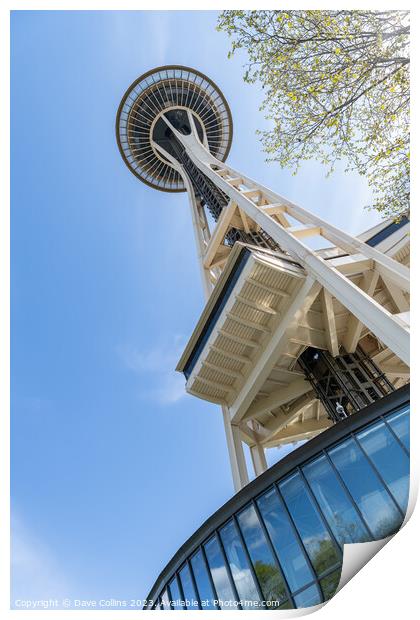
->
[116,66,410,610]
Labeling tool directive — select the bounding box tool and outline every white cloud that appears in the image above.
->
[145,12,171,65]
[11,511,74,606]
[116,335,187,405]
[157,371,187,405]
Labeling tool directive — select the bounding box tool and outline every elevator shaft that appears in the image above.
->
[154,114,283,252]
[298,347,395,423]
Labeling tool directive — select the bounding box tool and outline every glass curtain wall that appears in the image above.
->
[150,404,409,610]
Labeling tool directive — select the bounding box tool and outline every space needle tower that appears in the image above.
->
[116,66,410,610]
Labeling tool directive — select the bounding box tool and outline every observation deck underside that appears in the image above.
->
[176,219,409,449]
[116,65,232,192]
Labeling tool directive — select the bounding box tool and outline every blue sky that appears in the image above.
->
[11,10,382,607]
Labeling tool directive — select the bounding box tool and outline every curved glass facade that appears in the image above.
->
[145,390,409,610]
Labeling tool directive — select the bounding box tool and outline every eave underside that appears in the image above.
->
[177,233,409,450]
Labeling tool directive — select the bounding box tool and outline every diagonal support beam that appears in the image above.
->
[381,276,410,313]
[250,438,268,476]
[320,288,340,357]
[242,377,313,422]
[222,406,249,492]
[265,419,332,447]
[343,270,379,353]
[229,279,320,423]
[203,199,237,268]
[171,127,409,364]
[262,394,317,442]
[381,363,410,378]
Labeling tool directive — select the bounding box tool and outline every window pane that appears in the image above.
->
[357,421,409,513]
[169,577,183,610]
[257,488,313,593]
[320,568,341,601]
[219,520,262,609]
[204,536,235,609]
[328,438,403,538]
[279,472,341,576]
[293,584,321,608]
[161,589,171,610]
[237,505,288,603]
[386,407,410,452]
[278,600,294,609]
[179,564,199,610]
[303,455,370,545]
[190,550,217,609]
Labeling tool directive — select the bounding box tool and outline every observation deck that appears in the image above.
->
[116,65,233,192]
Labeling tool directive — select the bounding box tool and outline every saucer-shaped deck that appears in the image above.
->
[116,65,233,192]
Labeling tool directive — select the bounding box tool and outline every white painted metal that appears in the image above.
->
[153,141,213,299]
[164,115,409,366]
[155,110,410,490]
[230,279,320,423]
[243,378,313,421]
[250,442,268,477]
[223,407,249,491]
[321,289,340,357]
[343,270,380,353]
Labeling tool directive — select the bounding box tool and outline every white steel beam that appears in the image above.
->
[381,364,410,378]
[171,126,409,366]
[329,254,373,277]
[242,377,313,421]
[152,140,213,299]
[343,270,380,353]
[320,289,340,357]
[265,419,331,447]
[230,278,320,423]
[178,118,409,291]
[203,199,237,268]
[381,277,410,313]
[250,442,268,476]
[262,394,317,442]
[159,113,410,489]
[222,406,249,492]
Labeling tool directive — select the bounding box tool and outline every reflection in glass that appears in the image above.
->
[237,505,288,603]
[386,407,410,452]
[277,600,294,609]
[204,536,235,609]
[320,568,341,600]
[190,550,217,609]
[279,472,341,576]
[179,563,199,610]
[257,488,313,593]
[328,438,403,538]
[219,520,262,609]
[160,589,171,610]
[149,403,410,612]
[169,577,183,610]
[293,584,321,608]
[303,455,370,545]
[357,422,409,513]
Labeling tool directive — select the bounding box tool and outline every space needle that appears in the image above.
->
[116,66,410,611]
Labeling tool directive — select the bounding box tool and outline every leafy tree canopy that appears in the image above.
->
[217,10,409,219]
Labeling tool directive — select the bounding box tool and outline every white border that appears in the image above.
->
[2,2,418,619]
